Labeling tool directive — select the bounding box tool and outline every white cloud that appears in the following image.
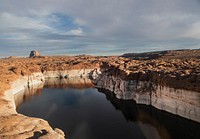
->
[0,12,51,31]
[74,18,88,26]
[66,28,84,36]
[182,21,200,39]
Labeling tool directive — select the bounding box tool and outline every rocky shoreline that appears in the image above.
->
[0,50,200,138]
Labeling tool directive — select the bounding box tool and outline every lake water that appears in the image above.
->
[15,78,200,139]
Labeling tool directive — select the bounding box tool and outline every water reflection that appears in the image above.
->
[44,77,94,89]
[95,75,200,122]
[14,77,94,107]
[14,78,200,139]
[14,83,44,107]
[99,88,200,139]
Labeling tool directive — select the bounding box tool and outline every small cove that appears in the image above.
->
[14,77,200,139]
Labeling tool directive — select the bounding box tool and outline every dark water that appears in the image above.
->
[16,79,200,139]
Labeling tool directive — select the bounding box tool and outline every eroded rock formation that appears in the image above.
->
[29,50,40,58]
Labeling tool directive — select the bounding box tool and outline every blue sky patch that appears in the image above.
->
[47,13,80,32]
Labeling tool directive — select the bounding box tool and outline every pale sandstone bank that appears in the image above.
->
[1,51,200,138]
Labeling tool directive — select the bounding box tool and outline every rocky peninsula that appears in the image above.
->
[0,49,200,138]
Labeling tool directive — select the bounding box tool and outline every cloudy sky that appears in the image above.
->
[0,0,200,57]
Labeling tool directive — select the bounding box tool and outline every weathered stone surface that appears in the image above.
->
[0,114,64,139]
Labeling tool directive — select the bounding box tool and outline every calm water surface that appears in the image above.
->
[16,78,200,139]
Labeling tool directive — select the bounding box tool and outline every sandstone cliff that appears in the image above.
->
[0,50,200,138]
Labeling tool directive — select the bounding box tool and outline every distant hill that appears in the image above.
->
[121,49,200,60]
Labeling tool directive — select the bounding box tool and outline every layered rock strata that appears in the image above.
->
[94,73,200,122]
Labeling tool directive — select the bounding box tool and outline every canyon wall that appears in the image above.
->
[0,72,65,139]
[10,66,200,128]
[3,68,101,139]
[94,73,200,122]
[43,69,101,79]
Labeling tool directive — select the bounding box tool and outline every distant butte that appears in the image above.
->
[29,50,41,58]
